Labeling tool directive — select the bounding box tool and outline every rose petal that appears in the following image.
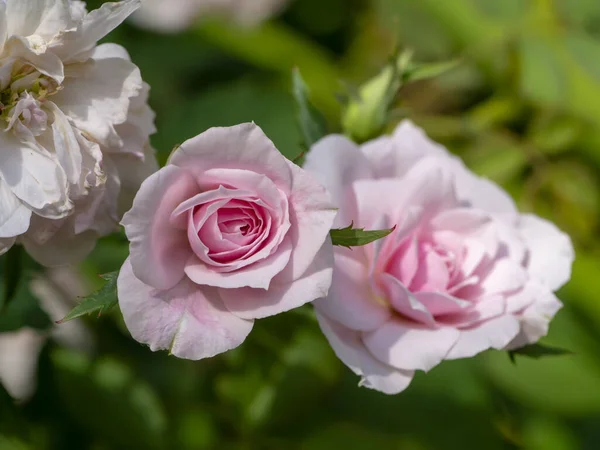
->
[445,315,520,360]
[303,134,372,226]
[362,120,448,178]
[315,251,391,331]
[518,214,574,291]
[278,158,337,281]
[219,240,333,320]
[507,286,562,349]
[170,123,294,194]
[0,178,31,238]
[316,312,414,395]
[362,319,460,372]
[118,258,253,360]
[379,273,435,326]
[122,165,198,290]
[185,236,292,290]
[478,259,528,296]
[415,291,471,316]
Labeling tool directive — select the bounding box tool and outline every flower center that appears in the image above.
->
[0,62,59,137]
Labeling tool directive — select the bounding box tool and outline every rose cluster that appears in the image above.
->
[0,0,576,397]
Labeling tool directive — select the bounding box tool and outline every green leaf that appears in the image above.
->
[291,68,328,152]
[330,223,395,248]
[341,49,407,143]
[57,272,118,324]
[508,343,573,363]
[402,58,461,83]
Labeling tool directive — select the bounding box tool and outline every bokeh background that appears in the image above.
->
[2,0,600,448]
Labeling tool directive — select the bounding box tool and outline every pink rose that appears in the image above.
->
[118,123,336,359]
[304,120,574,394]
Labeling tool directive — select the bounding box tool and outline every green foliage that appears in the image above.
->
[330,223,395,248]
[57,272,118,324]
[292,68,328,152]
[52,349,167,449]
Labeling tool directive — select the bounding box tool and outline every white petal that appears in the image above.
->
[6,0,52,37]
[4,35,64,82]
[21,215,98,266]
[51,0,141,61]
[0,177,31,238]
[518,214,574,291]
[0,1,7,52]
[0,131,70,219]
[47,102,82,185]
[51,45,143,148]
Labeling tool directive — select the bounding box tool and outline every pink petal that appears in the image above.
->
[185,237,292,289]
[219,241,333,320]
[479,259,528,296]
[278,158,337,281]
[316,312,414,395]
[303,134,373,227]
[121,166,198,290]
[409,245,450,293]
[117,258,253,360]
[518,214,574,291]
[415,291,471,316]
[429,208,491,234]
[362,120,447,178]
[507,286,562,349]
[442,295,506,328]
[385,237,419,287]
[383,121,518,216]
[362,319,460,372]
[169,123,294,194]
[445,315,520,360]
[379,274,435,325]
[198,168,288,210]
[352,178,407,229]
[315,251,391,331]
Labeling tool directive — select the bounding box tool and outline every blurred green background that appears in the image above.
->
[3,0,600,448]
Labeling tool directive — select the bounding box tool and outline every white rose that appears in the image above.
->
[0,0,157,265]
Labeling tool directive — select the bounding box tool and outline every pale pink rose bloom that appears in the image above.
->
[118,123,336,360]
[304,120,574,395]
